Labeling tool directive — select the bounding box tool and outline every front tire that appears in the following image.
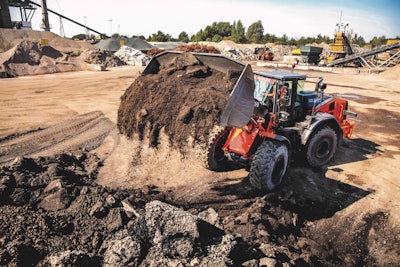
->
[249,141,289,191]
[206,127,230,171]
[305,126,338,167]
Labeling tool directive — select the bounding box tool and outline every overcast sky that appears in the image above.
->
[9,0,400,41]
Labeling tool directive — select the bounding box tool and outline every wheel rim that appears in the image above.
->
[315,137,332,159]
[271,156,285,185]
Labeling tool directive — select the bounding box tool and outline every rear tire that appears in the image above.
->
[206,127,230,171]
[249,141,289,191]
[305,126,338,167]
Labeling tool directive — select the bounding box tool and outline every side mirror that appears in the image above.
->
[319,83,326,90]
[315,77,324,91]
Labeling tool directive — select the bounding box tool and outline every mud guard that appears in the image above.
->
[301,113,342,145]
[219,64,255,128]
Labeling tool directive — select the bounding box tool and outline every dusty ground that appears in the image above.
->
[1,63,399,265]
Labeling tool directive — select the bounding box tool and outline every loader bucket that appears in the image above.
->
[142,51,255,128]
[219,64,255,127]
[142,51,246,75]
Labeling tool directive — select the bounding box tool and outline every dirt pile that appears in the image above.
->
[117,52,241,151]
[0,151,358,266]
[0,29,93,53]
[0,150,396,266]
[379,64,400,79]
[0,152,272,266]
[0,40,91,77]
[79,48,126,68]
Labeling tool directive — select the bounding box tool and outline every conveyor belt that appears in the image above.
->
[327,42,400,66]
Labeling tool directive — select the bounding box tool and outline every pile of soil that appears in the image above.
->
[0,152,239,266]
[79,48,126,68]
[174,43,221,54]
[117,52,241,151]
[0,151,336,266]
[2,149,387,266]
[0,40,91,77]
[0,29,93,53]
[0,151,357,266]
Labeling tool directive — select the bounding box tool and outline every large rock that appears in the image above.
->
[101,230,142,267]
[37,179,70,211]
[43,250,97,266]
[143,200,235,265]
[0,174,15,202]
[199,234,238,267]
[145,200,200,243]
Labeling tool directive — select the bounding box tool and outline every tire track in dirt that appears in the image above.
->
[0,111,117,165]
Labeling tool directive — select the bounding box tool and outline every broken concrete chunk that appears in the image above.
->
[101,230,142,267]
[145,200,200,245]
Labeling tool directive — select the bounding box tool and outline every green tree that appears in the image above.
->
[212,34,223,42]
[204,22,232,40]
[278,34,289,45]
[262,33,277,43]
[71,33,87,40]
[370,35,386,46]
[352,33,366,46]
[246,20,264,43]
[191,29,206,42]
[288,38,297,46]
[178,31,189,43]
[191,21,232,42]
[148,31,172,42]
[230,20,246,43]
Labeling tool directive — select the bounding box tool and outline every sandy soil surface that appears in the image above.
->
[1,64,399,265]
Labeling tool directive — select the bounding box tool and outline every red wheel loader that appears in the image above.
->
[143,51,357,192]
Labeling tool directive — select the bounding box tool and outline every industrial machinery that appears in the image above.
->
[143,51,356,192]
[326,20,353,63]
[291,46,323,65]
[1,0,108,38]
[207,67,356,191]
[254,47,274,61]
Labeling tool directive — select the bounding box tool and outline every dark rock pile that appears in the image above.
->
[0,152,246,266]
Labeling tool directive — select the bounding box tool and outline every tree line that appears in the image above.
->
[72,20,398,47]
[146,20,397,47]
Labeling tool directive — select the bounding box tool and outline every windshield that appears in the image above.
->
[254,75,277,105]
[297,80,305,92]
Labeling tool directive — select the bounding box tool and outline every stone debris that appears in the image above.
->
[114,46,151,66]
[79,48,125,68]
[0,152,246,266]
[0,40,91,77]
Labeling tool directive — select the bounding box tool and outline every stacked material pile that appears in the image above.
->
[114,46,151,66]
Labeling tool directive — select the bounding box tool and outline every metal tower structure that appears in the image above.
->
[39,0,50,31]
[1,0,109,38]
[6,0,37,29]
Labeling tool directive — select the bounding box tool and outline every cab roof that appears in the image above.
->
[253,70,307,81]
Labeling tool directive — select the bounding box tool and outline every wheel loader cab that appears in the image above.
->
[253,70,307,126]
